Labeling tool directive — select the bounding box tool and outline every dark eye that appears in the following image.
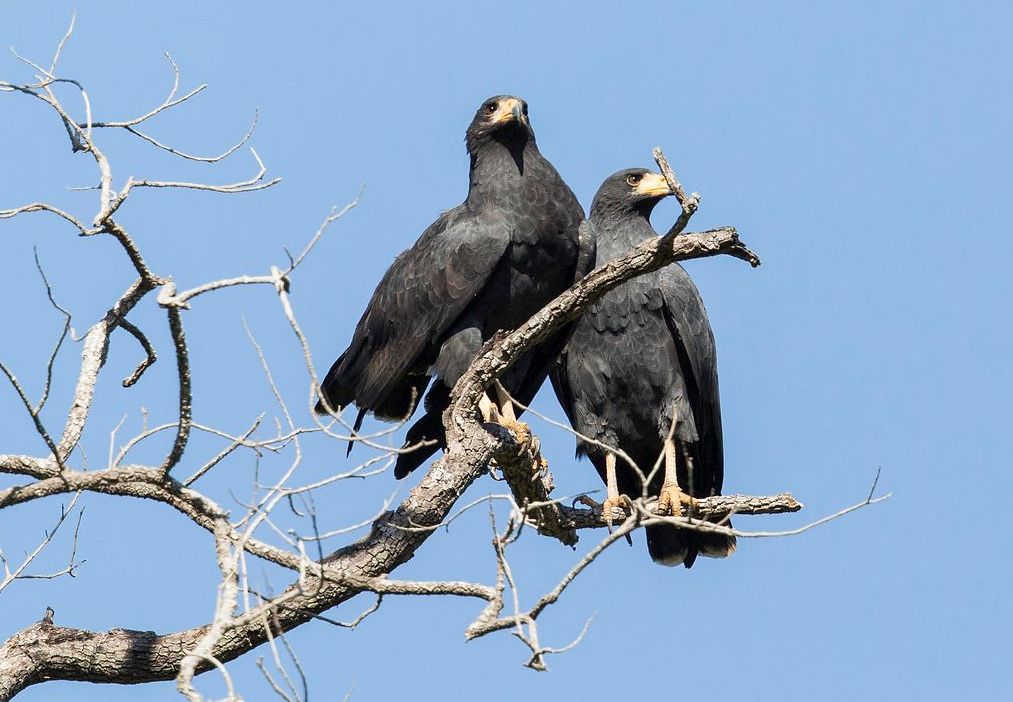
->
[522,103,528,115]
[485,102,498,114]
[626,174,642,187]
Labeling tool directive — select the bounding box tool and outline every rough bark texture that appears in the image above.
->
[0,428,495,699]
[0,227,763,700]
[556,493,803,529]
[3,48,781,696]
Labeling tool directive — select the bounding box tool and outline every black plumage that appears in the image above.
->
[317,96,585,477]
[551,168,735,567]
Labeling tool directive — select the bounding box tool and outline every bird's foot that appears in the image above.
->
[601,494,634,530]
[516,425,551,482]
[536,454,550,475]
[482,418,530,451]
[572,494,632,530]
[495,418,538,463]
[656,481,697,517]
[500,418,531,446]
[489,419,549,483]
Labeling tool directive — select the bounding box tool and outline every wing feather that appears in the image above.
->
[319,206,510,414]
[660,265,724,495]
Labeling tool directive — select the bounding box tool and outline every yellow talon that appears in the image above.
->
[656,481,697,516]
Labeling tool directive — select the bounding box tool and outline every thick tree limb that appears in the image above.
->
[1,28,866,700]
[0,223,762,699]
[448,225,759,436]
[0,478,800,700]
[0,422,489,699]
[487,422,579,546]
[555,492,802,530]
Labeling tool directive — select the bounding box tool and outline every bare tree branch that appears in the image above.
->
[0,494,84,594]
[125,148,280,194]
[117,317,157,387]
[158,294,192,475]
[177,517,240,701]
[0,202,92,235]
[0,23,884,702]
[184,416,264,487]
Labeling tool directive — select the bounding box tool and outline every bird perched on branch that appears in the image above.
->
[317,96,587,477]
[551,168,735,567]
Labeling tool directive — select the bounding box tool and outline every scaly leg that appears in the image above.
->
[603,453,635,528]
[573,453,634,530]
[657,437,697,516]
[493,381,517,424]
[481,387,542,472]
[478,393,499,423]
[492,381,533,449]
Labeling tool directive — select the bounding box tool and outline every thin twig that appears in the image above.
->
[31,249,73,411]
[184,416,264,487]
[129,148,280,193]
[117,317,157,387]
[0,493,84,594]
[157,294,192,476]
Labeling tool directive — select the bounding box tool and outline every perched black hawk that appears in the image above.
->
[317,96,587,477]
[551,168,735,567]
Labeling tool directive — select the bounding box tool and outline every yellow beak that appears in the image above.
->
[636,172,673,197]
[492,97,527,126]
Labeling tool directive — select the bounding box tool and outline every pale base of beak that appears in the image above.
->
[636,172,674,198]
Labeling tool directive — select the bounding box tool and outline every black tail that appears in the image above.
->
[316,352,352,415]
[318,351,432,460]
[316,350,429,421]
[345,409,368,458]
[393,382,450,479]
[393,410,445,478]
[646,523,736,568]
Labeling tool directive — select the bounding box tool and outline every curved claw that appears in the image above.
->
[500,418,531,446]
[601,494,634,531]
[656,482,698,517]
[572,494,601,510]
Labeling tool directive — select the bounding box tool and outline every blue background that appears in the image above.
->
[1,2,1009,700]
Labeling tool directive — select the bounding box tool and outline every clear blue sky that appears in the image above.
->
[1,2,1010,700]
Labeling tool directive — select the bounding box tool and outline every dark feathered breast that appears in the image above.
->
[550,216,730,567]
[320,134,584,480]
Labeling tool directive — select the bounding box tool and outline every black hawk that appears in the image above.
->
[551,168,735,567]
[317,96,586,478]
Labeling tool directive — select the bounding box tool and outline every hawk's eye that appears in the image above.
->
[485,102,498,114]
[522,103,528,115]
[626,174,642,187]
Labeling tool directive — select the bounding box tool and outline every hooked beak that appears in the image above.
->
[636,172,673,198]
[492,97,527,127]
